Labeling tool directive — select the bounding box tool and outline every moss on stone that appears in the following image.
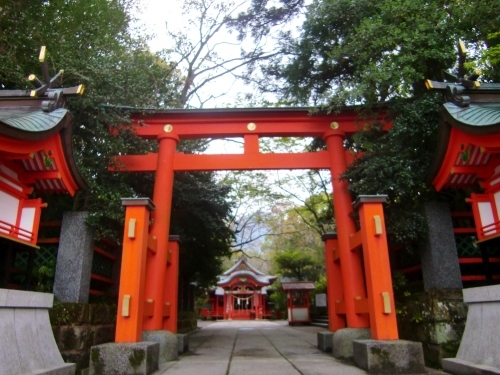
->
[62,327,78,350]
[129,348,145,370]
[91,348,104,374]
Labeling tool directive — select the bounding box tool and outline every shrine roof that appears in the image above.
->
[0,47,87,195]
[426,78,500,190]
[217,257,277,287]
[0,106,68,137]
[441,102,500,131]
[222,256,266,276]
[281,281,315,291]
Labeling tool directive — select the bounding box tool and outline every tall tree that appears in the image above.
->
[0,0,236,288]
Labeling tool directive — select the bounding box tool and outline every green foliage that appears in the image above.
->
[0,0,235,287]
[342,94,443,247]
[33,259,56,293]
[273,249,316,281]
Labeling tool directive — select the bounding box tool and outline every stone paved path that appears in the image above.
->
[154,320,369,375]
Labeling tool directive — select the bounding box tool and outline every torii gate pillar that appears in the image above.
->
[143,132,179,331]
[324,129,370,328]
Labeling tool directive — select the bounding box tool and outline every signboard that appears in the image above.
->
[315,293,327,307]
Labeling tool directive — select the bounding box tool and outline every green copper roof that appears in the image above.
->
[443,103,500,127]
[0,107,68,132]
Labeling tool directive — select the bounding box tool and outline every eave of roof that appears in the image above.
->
[281,281,315,290]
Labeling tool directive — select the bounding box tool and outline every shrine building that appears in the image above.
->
[201,257,277,320]
[0,47,86,289]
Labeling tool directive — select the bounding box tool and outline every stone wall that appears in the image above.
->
[50,303,117,374]
[396,289,467,368]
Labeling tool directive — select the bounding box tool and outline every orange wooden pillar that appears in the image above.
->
[163,235,180,332]
[324,129,369,328]
[115,198,155,342]
[143,132,179,331]
[322,233,346,331]
[354,195,398,340]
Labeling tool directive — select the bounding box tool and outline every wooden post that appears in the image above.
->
[143,133,179,330]
[322,233,346,331]
[354,195,398,340]
[163,236,180,332]
[115,198,155,342]
[324,130,369,328]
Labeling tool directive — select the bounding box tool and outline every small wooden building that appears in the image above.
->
[201,257,277,320]
[282,281,315,325]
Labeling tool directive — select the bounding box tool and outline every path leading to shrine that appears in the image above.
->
[156,320,366,375]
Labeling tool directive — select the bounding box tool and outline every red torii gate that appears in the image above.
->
[113,108,398,342]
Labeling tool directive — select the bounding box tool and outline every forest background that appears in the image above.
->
[1,0,500,305]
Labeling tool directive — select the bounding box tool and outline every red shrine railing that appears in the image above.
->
[0,220,34,244]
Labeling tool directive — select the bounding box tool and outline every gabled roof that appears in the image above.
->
[217,257,276,287]
[281,281,315,291]
[0,48,87,195]
[222,256,266,276]
[426,79,500,190]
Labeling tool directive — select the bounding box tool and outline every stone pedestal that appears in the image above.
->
[332,328,370,360]
[142,330,178,363]
[177,333,189,354]
[353,339,425,374]
[89,342,159,375]
[53,212,94,303]
[0,289,75,375]
[317,331,333,353]
[443,285,500,375]
[419,202,462,290]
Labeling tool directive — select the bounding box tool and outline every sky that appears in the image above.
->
[135,0,264,108]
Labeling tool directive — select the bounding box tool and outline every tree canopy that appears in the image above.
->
[0,0,235,287]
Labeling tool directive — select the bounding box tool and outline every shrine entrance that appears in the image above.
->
[113,108,398,342]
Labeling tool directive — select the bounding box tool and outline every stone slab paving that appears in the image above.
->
[153,320,450,375]
[154,320,367,375]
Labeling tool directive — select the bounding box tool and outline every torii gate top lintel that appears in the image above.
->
[116,107,390,172]
[128,107,389,140]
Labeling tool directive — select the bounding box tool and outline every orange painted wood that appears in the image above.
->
[115,151,331,172]
[128,109,383,140]
[90,273,114,284]
[354,298,369,314]
[89,289,106,296]
[143,134,178,331]
[244,134,259,154]
[459,257,500,264]
[401,265,422,273]
[349,230,362,251]
[36,238,60,244]
[453,228,477,234]
[335,301,346,315]
[115,204,151,343]
[93,246,117,260]
[358,201,399,340]
[163,239,180,332]
[324,130,369,328]
[144,300,155,317]
[323,236,346,331]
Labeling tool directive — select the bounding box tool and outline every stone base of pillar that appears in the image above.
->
[142,330,178,363]
[317,331,333,353]
[353,339,425,374]
[443,358,500,375]
[89,342,159,375]
[332,328,370,360]
[177,333,189,354]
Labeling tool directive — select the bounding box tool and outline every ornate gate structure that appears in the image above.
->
[113,108,398,342]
